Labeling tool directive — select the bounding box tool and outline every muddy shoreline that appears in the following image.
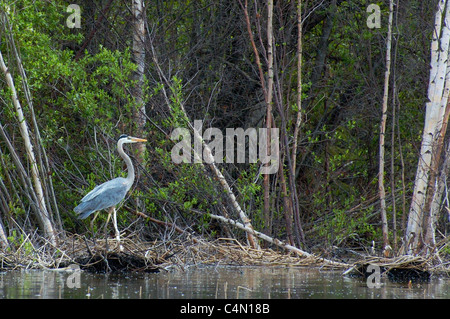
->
[1,233,449,285]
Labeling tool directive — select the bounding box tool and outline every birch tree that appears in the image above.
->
[0,49,57,246]
[405,0,450,254]
[263,0,274,235]
[0,219,8,249]
[378,0,394,256]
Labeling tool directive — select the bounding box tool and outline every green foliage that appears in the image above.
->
[236,166,263,227]
[168,76,190,127]
[0,0,441,253]
[440,244,450,258]
[316,195,377,247]
[0,0,144,232]
[7,230,33,255]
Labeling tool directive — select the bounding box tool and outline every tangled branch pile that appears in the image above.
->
[0,231,350,273]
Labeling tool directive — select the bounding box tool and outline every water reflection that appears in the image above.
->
[0,266,448,299]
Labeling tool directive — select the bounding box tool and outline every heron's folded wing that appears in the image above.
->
[79,177,129,202]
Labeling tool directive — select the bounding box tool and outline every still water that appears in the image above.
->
[0,266,448,299]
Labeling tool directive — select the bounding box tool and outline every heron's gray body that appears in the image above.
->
[74,177,131,219]
[73,135,146,220]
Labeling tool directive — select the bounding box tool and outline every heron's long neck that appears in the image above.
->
[118,140,135,186]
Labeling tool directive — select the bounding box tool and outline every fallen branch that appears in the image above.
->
[148,39,260,249]
[191,209,349,268]
[128,206,347,267]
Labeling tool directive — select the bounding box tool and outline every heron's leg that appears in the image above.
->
[104,208,113,251]
[112,207,123,251]
[90,211,100,230]
[104,209,112,232]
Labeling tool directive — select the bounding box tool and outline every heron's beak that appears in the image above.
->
[130,137,147,142]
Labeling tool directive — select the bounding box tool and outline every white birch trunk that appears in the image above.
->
[263,0,274,234]
[427,137,450,252]
[378,0,394,255]
[0,220,8,249]
[0,49,57,246]
[406,0,450,254]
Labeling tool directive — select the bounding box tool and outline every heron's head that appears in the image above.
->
[118,134,147,144]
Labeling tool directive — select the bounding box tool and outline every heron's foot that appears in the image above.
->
[115,236,124,252]
[104,238,123,252]
[106,241,123,252]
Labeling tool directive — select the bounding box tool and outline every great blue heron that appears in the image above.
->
[74,134,147,251]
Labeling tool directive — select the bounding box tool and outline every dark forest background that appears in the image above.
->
[0,0,448,258]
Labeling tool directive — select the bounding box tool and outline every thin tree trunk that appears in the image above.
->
[263,0,274,235]
[239,0,267,100]
[397,94,407,236]
[0,49,57,246]
[132,0,147,161]
[378,0,394,256]
[390,0,400,253]
[239,0,274,237]
[279,156,294,245]
[391,71,398,253]
[292,0,302,174]
[290,0,306,247]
